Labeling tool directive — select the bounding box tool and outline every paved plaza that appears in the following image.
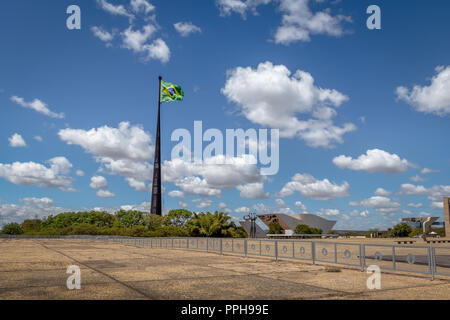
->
[0,239,449,300]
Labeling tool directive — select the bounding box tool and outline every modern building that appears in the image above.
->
[257,213,336,234]
[402,217,440,230]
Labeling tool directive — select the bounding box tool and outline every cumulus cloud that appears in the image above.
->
[374,188,392,197]
[96,189,115,198]
[407,203,423,208]
[59,122,153,192]
[396,66,450,116]
[222,61,356,148]
[400,184,450,203]
[333,149,410,174]
[279,173,349,200]
[236,182,269,199]
[235,206,251,213]
[421,168,440,174]
[96,0,134,20]
[76,170,85,177]
[10,96,64,119]
[174,22,202,37]
[0,157,73,191]
[216,0,271,17]
[8,133,26,147]
[431,201,444,210]
[410,175,426,183]
[0,197,70,225]
[317,208,340,217]
[350,196,401,216]
[130,0,155,14]
[168,190,184,198]
[121,25,170,63]
[91,26,115,43]
[295,201,308,212]
[163,155,265,198]
[274,0,352,44]
[90,175,108,189]
[33,136,43,142]
[192,199,213,210]
[59,122,153,162]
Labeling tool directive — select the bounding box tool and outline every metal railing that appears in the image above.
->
[2,235,449,280]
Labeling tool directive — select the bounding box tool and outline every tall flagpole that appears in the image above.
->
[151,76,162,215]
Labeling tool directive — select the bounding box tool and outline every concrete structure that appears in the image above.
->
[257,213,336,234]
[445,197,450,237]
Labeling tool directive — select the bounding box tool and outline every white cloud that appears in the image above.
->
[218,202,232,213]
[90,175,108,189]
[350,196,401,216]
[174,22,202,37]
[130,0,155,14]
[235,206,251,214]
[399,183,429,196]
[96,0,134,20]
[121,25,170,63]
[192,198,213,210]
[59,122,153,162]
[0,157,73,191]
[317,208,340,217]
[431,201,444,210]
[33,136,43,142]
[374,188,392,197]
[236,182,269,199]
[396,66,450,116]
[279,173,349,200]
[333,149,410,174]
[91,26,115,42]
[163,155,265,198]
[410,175,427,183]
[407,203,423,208]
[11,96,64,119]
[294,201,307,212]
[8,133,26,147]
[96,189,115,198]
[168,190,184,198]
[59,122,154,192]
[274,0,351,44]
[421,168,440,174]
[76,170,85,177]
[0,197,70,225]
[216,0,271,17]
[222,61,356,148]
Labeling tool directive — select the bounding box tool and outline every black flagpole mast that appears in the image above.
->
[151,76,162,215]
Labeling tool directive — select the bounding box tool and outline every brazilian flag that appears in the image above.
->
[161,80,184,102]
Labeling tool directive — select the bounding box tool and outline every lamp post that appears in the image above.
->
[243,212,257,239]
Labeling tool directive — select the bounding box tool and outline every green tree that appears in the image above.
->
[389,223,412,238]
[165,209,193,227]
[1,223,24,235]
[268,222,282,234]
[115,210,145,228]
[186,211,233,237]
[144,214,165,231]
[409,228,423,237]
[21,219,42,233]
[294,224,322,235]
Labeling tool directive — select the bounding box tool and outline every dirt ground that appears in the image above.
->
[0,239,449,300]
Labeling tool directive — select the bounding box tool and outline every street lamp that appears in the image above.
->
[243,212,257,238]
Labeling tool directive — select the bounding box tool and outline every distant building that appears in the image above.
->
[401,217,440,229]
[239,220,267,238]
[257,213,336,234]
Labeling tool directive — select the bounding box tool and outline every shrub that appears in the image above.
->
[69,224,101,235]
[1,223,23,235]
[21,219,42,233]
[268,222,282,234]
[295,224,322,235]
[389,223,412,238]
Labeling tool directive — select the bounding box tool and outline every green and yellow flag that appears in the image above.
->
[161,80,184,102]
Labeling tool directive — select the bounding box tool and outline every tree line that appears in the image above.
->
[0,209,247,238]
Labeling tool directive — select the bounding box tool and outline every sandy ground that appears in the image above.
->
[0,239,449,300]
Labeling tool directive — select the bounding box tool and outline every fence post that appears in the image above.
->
[244,239,248,258]
[187,238,189,250]
[430,247,435,281]
[220,238,223,255]
[392,246,396,271]
[360,244,365,272]
[206,238,209,252]
[334,243,338,264]
[275,240,278,261]
[311,242,315,265]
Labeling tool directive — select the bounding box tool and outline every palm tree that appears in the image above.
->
[186,211,232,237]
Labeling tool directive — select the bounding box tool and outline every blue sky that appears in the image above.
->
[0,0,449,230]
